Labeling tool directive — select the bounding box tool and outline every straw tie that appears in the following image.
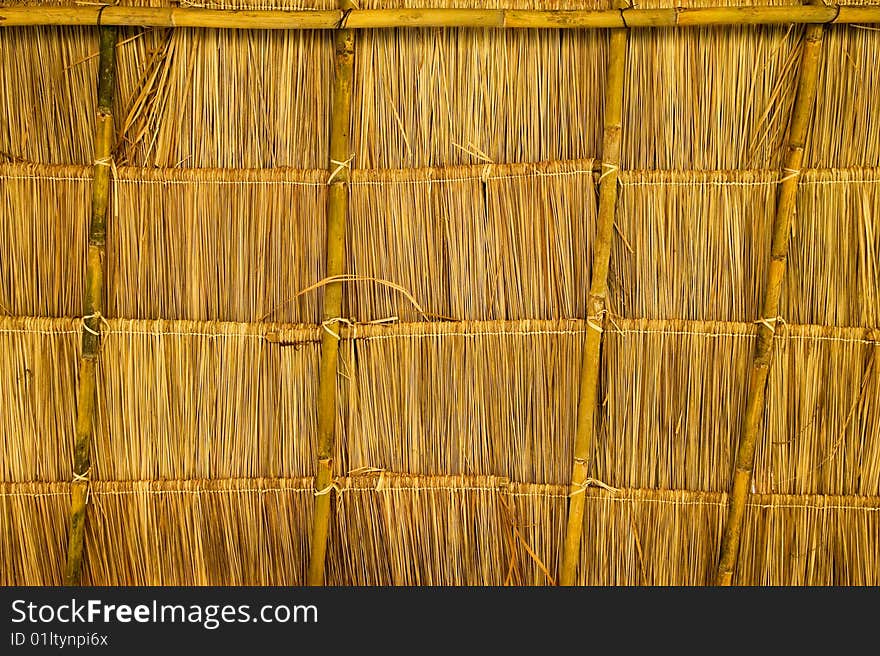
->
[82,311,112,337]
[599,162,619,183]
[780,167,801,183]
[754,315,787,333]
[321,317,354,340]
[72,467,92,505]
[314,480,343,497]
[328,155,354,184]
[568,478,621,498]
[587,309,607,333]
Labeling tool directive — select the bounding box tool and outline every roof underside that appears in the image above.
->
[1,0,878,585]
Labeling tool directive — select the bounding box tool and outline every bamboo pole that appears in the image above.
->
[714,17,826,587]
[306,4,356,587]
[1,5,878,29]
[559,3,628,587]
[63,25,118,586]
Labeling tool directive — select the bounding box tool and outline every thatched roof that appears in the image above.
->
[1,0,878,585]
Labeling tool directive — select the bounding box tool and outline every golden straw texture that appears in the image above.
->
[92,319,342,480]
[347,161,596,322]
[352,21,607,168]
[786,168,880,327]
[0,317,80,482]
[346,320,584,484]
[612,169,776,321]
[3,475,880,585]
[0,28,97,164]
[596,319,880,496]
[0,482,70,586]
[114,27,333,168]
[107,167,328,322]
[806,27,880,168]
[623,0,802,169]
[0,163,89,317]
[82,478,315,585]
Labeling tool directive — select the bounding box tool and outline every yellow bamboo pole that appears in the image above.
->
[306,4,356,587]
[1,5,878,29]
[715,17,826,587]
[559,4,628,587]
[63,24,118,586]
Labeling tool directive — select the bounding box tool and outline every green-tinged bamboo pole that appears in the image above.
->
[307,4,355,588]
[1,5,879,29]
[715,17,826,587]
[559,5,628,588]
[63,24,117,587]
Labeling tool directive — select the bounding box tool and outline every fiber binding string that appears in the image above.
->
[321,316,354,340]
[754,315,787,333]
[71,467,91,506]
[568,477,621,498]
[587,308,607,333]
[81,311,112,337]
[598,162,619,183]
[780,167,801,183]
[327,154,354,184]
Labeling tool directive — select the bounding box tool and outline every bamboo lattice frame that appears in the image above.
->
[1,1,879,586]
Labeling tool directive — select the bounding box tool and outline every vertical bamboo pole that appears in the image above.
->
[559,7,629,586]
[715,18,825,586]
[307,4,356,587]
[63,24,118,586]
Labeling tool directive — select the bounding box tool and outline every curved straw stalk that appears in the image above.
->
[715,19,827,586]
[63,25,118,586]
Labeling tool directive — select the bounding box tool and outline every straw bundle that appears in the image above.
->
[0,482,70,586]
[0,163,90,317]
[82,478,314,585]
[596,319,880,495]
[0,317,80,482]
[107,167,328,323]
[786,168,880,327]
[346,320,584,484]
[93,319,336,480]
[758,324,880,497]
[347,160,596,322]
[594,319,755,492]
[114,26,333,168]
[622,2,802,169]
[806,26,880,168]
[352,12,607,168]
[0,27,97,164]
[330,474,511,585]
[612,170,776,321]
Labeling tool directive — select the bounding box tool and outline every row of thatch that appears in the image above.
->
[2,161,878,325]
[3,315,877,492]
[2,20,877,169]
[4,476,878,585]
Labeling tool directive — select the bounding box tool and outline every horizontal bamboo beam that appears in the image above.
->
[2,5,879,29]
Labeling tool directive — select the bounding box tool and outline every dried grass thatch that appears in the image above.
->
[1,0,879,586]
